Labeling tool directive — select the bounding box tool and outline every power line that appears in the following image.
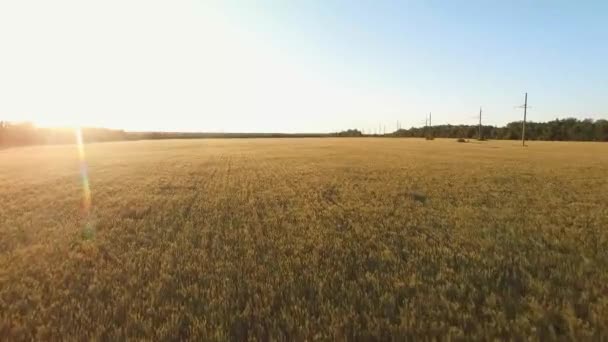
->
[516,93,530,146]
[428,112,432,139]
[479,106,483,140]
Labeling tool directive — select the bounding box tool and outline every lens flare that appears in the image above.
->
[75,127,92,215]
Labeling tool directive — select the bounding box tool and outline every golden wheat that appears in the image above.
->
[1,138,607,340]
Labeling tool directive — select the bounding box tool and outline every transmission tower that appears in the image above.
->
[478,106,483,140]
[516,93,529,146]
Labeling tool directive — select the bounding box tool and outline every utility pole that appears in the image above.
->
[429,112,432,138]
[478,106,482,140]
[522,93,528,146]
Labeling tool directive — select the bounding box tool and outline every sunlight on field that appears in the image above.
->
[1,138,607,339]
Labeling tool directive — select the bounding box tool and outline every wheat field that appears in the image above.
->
[1,138,607,340]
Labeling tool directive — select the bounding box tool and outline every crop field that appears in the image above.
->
[1,138,607,340]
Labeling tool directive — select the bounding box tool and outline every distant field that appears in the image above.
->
[1,138,607,340]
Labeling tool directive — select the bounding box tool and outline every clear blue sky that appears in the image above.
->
[0,0,606,132]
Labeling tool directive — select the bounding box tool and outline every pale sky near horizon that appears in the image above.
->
[1,0,606,133]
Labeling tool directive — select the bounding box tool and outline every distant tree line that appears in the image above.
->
[0,121,338,148]
[333,129,363,137]
[1,118,606,148]
[393,118,608,141]
[0,122,128,148]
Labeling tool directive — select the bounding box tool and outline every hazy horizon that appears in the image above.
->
[4,115,605,135]
[1,1,606,133]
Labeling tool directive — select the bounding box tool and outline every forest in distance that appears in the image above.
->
[0,117,607,148]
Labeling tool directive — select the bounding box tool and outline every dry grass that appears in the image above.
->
[1,138,607,340]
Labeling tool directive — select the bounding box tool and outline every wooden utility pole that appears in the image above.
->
[478,106,482,140]
[522,93,528,146]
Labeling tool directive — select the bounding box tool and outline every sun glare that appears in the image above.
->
[75,127,92,216]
